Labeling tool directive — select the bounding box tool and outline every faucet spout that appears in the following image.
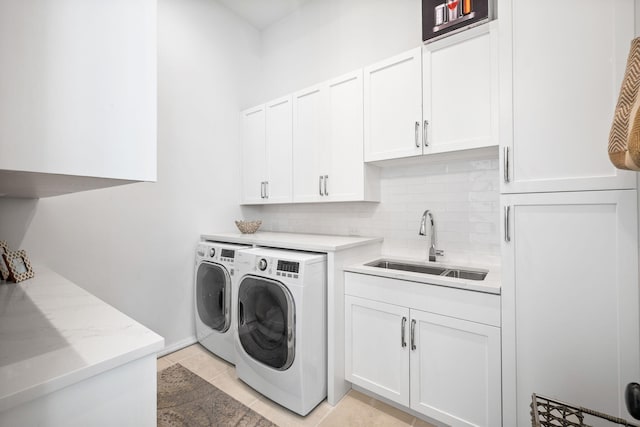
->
[418,210,444,262]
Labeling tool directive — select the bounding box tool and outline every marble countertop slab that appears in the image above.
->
[201,231,383,252]
[0,266,164,412]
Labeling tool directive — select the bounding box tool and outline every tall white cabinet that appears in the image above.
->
[499,0,636,193]
[501,190,639,426]
[499,1,640,425]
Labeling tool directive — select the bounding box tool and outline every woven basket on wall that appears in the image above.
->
[609,37,640,171]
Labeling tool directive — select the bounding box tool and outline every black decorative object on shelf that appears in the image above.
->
[626,383,640,420]
[422,0,490,43]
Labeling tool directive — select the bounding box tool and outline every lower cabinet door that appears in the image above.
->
[410,309,501,427]
[345,295,410,406]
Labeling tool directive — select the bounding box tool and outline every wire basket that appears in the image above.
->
[235,220,261,234]
[531,394,640,427]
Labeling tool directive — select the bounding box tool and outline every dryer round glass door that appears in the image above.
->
[196,262,231,333]
[237,276,295,370]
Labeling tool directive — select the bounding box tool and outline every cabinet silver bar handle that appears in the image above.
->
[504,205,511,242]
[260,182,264,199]
[410,319,416,350]
[265,181,269,199]
[319,176,323,196]
[401,317,407,348]
[415,121,420,148]
[503,146,510,183]
[324,175,328,196]
[423,120,429,147]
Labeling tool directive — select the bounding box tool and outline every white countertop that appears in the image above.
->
[201,231,383,252]
[345,256,501,295]
[0,266,164,412]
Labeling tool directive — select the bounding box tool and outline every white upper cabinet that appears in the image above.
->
[364,47,423,162]
[0,0,157,197]
[265,97,294,204]
[499,0,636,193]
[241,105,267,204]
[364,24,498,163]
[293,85,326,202]
[292,70,379,203]
[326,71,378,202]
[423,23,498,155]
[241,97,293,205]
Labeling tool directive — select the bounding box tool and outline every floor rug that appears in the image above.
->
[158,363,277,427]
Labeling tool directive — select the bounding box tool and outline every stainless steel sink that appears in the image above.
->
[365,259,488,281]
[442,269,488,281]
[367,260,448,276]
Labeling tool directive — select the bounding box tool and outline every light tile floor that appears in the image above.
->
[159,344,436,427]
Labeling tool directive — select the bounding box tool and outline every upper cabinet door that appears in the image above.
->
[241,105,266,204]
[264,96,293,204]
[424,23,498,155]
[499,0,637,193]
[326,70,366,201]
[293,85,326,203]
[364,47,423,162]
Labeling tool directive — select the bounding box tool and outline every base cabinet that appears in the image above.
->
[410,310,501,427]
[345,296,410,406]
[345,273,501,427]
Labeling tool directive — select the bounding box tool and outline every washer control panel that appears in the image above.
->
[276,260,300,279]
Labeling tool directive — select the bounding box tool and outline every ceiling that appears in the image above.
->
[217,0,313,30]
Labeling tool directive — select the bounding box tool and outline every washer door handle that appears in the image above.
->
[239,301,245,325]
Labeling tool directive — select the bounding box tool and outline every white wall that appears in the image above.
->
[258,0,422,103]
[0,0,261,351]
[244,0,501,263]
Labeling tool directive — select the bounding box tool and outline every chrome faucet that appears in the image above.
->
[419,210,444,262]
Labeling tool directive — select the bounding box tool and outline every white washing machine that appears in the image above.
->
[234,247,327,416]
[194,241,251,364]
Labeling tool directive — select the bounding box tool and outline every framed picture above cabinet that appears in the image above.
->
[422,0,491,43]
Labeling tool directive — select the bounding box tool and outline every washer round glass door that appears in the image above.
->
[196,262,231,333]
[237,276,295,370]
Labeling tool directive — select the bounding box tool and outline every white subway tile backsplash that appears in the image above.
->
[241,154,501,264]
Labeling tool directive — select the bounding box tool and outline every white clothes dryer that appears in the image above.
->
[234,248,327,416]
[194,241,251,364]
